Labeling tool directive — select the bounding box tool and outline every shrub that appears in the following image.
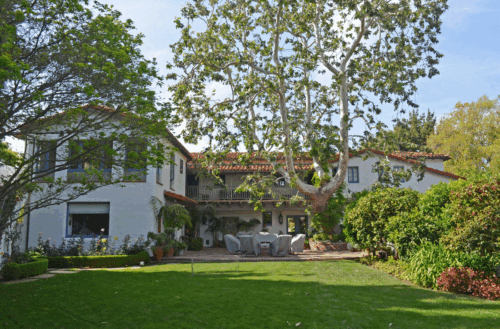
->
[343,188,420,254]
[472,276,500,300]
[441,180,500,255]
[436,267,482,294]
[48,251,150,268]
[1,257,49,281]
[405,243,499,288]
[387,210,446,257]
[312,233,331,241]
[188,237,203,251]
[437,267,500,301]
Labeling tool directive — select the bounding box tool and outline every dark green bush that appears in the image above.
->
[344,188,420,253]
[405,243,500,288]
[387,210,447,257]
[1,257,49,281]
[441,180,500,255]
[188,237,203,251]
[48,251,150,268]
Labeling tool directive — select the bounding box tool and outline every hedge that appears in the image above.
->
[1,257,49,281]
[48,251,150,268]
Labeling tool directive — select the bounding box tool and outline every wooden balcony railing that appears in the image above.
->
[186,185,307,201]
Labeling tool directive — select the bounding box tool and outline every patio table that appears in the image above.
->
[239,235,261,256]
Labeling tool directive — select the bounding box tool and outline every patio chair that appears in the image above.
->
[224,234,241,253]
[239,235,261,256]
[290,234,306,253]
[270,235,292,257]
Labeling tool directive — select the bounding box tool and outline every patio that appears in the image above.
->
[162,248,367,263]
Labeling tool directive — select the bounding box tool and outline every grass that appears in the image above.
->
[1,261,499,328]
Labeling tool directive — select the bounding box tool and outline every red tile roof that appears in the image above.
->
[188,150,463,180]
[164,191,198,204]
[389,151,450,160]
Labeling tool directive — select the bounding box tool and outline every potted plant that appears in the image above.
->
[162,242,175,257]
[174,240,188,256]
[147,232,168,261]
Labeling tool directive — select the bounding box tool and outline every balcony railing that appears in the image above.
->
[186,185,307,201]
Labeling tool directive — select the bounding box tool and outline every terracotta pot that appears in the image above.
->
[167,247,175,257]
[154,246,163,261]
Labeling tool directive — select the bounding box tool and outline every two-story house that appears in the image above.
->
[20,105,462,250]
[23,110,196,249]
[187,151,462,247]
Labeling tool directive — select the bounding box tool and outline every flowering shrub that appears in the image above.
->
[472,276,500,300]
[436,267,483,294]
[437,267,500,301]
[35,231,151,257]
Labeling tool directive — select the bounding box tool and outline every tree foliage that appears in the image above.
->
[427,95,500,178]
[0,0,172,231]
[169,0,448,213]
[370,109,436,152]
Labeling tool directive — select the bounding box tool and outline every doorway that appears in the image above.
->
[286,215,308,236]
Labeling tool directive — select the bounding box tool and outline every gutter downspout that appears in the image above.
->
[25,136,33,251]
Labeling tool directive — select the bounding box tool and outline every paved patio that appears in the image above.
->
[162,248,367,263]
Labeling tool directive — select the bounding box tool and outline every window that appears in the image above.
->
[67,140,112,180]
[156,166,162,184]
[393,166,405,183]
[187,175,199,186]
[125,140,147,181]
[332,167,338,176]
[348,166,359,183]
[180,159,184,174]
[35,141,56,179]
[67,203,110,237]
[275,174,286,186]
[169,154,175,189]
[263,212,272,227]
[217,174,226,187]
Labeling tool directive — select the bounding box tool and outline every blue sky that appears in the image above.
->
[8,0,500,152]
[103,0,500,151]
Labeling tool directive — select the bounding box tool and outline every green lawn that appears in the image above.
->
[1,261,499,328]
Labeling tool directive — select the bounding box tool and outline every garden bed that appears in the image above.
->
[1,256,49,281]
[309,240,347,251]
[48,251,150,268]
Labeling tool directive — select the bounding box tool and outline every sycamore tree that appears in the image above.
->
[0,0,173,232]
[169,0,448,213]
[427,95,500,178]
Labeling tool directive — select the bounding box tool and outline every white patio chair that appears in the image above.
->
[290,234,306,253]
[224,234,241,253]
[270,235,292,257]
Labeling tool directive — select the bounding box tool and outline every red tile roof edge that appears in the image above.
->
[188,150,464,180]
[164,190,198,204]
[368,150,465,180]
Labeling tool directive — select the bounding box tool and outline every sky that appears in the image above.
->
[7,0,500,153]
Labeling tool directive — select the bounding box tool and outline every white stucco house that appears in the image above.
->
[21,108,197,250]
[187,150,462,247]
[16,107,462,251]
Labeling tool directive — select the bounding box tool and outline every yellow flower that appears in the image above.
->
[103,247,107,251]
[102,239,107,243]
[114,236,118,241]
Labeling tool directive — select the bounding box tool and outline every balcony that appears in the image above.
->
[186,185,308,202]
